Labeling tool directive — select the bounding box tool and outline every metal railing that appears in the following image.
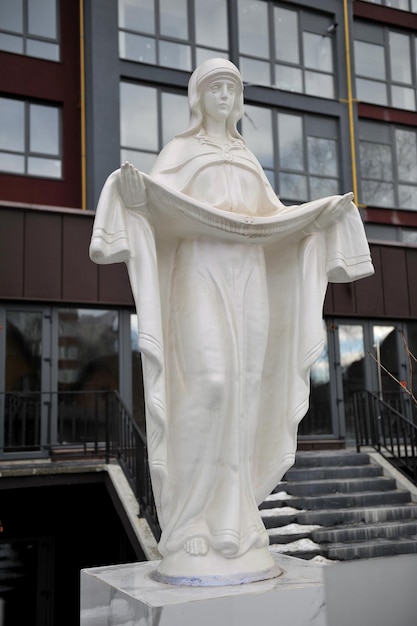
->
[1,390,161,539]
[354,389,417,484]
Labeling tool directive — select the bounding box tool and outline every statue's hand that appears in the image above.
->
[120,162,148,211]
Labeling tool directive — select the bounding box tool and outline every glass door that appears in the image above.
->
[0,307,52,458]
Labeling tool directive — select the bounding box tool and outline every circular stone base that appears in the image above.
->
[150,547,284,587]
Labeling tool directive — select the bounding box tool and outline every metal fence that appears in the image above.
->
[354,389,417,484]
[1,390,161,538]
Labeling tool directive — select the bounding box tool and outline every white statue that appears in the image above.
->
[90,58,374,585]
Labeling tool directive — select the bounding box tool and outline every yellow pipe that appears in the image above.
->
[343,0,359,203]
[80,0,87,210]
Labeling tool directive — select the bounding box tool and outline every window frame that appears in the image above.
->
[0,96,62,180]
[0,0,60,62]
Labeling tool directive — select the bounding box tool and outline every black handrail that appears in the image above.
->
[354,389,417,485]
[1,390,161,539]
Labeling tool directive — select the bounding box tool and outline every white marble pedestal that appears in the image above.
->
[80,553,326,626]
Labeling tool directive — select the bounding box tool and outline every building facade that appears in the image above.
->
[2,0,417,462]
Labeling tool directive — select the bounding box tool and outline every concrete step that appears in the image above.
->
[279,476,396,497]
[312,520,417,543]
[269,539,322,560]
[292,451,371,468]
[284,464,383,482]
[287,489,411,510]
[297,503,417,527]
[326,537,417,561]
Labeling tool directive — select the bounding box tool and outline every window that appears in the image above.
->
[118,0,229,70]
[120,82,189,171]
[0,97,61,179]
[242,106,340,202]
[359,120,417,210]
[0,0,59,61]
[354,21,417,110]
[359,0,417,12]
[238,0,336,99]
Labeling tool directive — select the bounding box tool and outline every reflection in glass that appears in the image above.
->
[354,40,386,80]
[309,176,338,200]
[26,39,59,61]
[57,309,119,443]
[275,64,302,92]
[120,83,158,151]
[238,0,269,58]
[278,113,303,171]
[307,137,338,177]
[119,32,156,64]
[239,57,270,86]
[242,104,273,168]
[392,86,416,111]
[339,324,365,439]
[399,184,417,210]
[299,321,332,435]
[274,7,299,64]
[303,33,333,72]
[195,0,228,49]
[30,104,59,155]
[362,180,394,208]
[305,71,334,99]
[360,141,393,180]
[118,0,155,33]
[356,78,388,106]
[0,0,23,32]
[28,0,57,38]
[159,40,191,71]
[373,326,400,404]
[0,98,25,152]
[279,172,307,201]
[0,153,24,174]
[196,47,228,66]
[162,92,189,146]
[396,129,417,182]
[5,311,42,449]
[389,32,412,84]
[160,0,188,39]
[0,33,23,54]
[28,157,61,179]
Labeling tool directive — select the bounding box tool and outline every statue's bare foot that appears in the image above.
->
[183,537,209,556]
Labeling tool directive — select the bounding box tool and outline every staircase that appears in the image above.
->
[260,450,417,561]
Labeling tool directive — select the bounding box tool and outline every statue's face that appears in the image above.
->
[201,78,236,124]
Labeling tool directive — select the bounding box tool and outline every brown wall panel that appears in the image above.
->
[380,247,410,317]
[62,215,98,301]
[24,213,62,299]
[0,209,24,297]
[98,264,133,305]
[326,282,356,316]
[406,248,417,318]
[353,245,384,317]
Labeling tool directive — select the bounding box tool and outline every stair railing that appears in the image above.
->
[354,389,417,485]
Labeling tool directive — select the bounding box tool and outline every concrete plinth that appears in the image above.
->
[80,553,326,626]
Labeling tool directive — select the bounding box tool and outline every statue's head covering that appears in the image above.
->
[176,58,244,140]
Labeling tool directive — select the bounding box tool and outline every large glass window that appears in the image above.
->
[359,120,417,210]
[354,21,417,111]
[118,0,229,70]
[0,0,59,61]
[238,1,336,99]
[120,82,189,172]
[360,0,417,12]
[0,97,61,179]
[242,106,340,201]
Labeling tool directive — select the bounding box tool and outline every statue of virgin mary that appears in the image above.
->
[90,58,374,585]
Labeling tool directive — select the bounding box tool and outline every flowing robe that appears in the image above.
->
[90,134,374,560]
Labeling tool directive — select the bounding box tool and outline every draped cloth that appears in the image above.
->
[90,136,374,566]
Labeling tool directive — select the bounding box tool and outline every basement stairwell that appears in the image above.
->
[260,450,417,561]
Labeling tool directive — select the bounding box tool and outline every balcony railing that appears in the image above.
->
[354,390,417,485]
